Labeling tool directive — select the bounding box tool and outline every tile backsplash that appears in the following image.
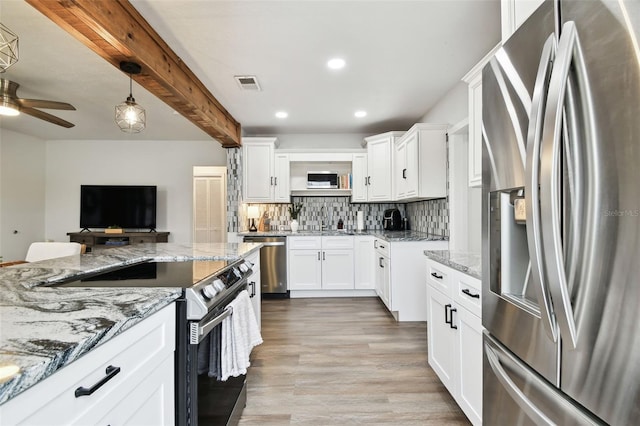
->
[226,148,448,236]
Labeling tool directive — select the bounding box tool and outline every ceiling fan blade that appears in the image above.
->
[18,98,76,110]
[20,107,75,128]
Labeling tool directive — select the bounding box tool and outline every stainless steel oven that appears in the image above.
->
[57,258,256,426]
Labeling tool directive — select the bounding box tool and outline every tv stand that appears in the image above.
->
[67,231,170,248]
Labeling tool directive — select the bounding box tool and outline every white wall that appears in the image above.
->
[419,82,468,125]
[0,129,46,260]
[45,139,227,244]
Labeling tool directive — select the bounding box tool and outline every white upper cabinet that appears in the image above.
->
[363,132,404,202]
[501,0,546,42]
[243,137,290,203]
[394,123,447,201]
[462,45,500,188]
[351,153,368,202]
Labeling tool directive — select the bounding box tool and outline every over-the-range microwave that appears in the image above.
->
[307,171,339,189]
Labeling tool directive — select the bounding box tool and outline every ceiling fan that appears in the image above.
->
[0,78,76,128]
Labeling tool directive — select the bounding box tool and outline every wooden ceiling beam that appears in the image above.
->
[25,0,242,147]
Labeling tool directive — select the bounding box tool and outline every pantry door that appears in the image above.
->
[193,166,227,244]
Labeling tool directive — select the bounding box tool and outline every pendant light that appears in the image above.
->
[115,61,146,133]
[0,23,19,73]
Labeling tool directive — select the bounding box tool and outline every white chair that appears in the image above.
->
[25,242,83,262]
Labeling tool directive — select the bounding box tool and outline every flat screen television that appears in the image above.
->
[80,185,157,230]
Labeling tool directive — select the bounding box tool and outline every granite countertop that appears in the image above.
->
[0,242,261,405]
[239,229,448,242]
[424,250,482,279]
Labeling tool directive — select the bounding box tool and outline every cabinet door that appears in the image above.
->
[243,141,274,202]
[322,249,354,290]
[288,250,322,290]
[404,131,420,198]
[375,253,384,298]
[468,73,483,188]
[394,139,407,199]
[246,251,261,330]
[367,137,393,201]
[456,306,483,426]
[354,236,375,290]
[273,153,290,202]
[351,153,368,202]
[427,286,457,395]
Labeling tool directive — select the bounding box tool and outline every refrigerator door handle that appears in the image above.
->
[525,34,558,342]
[485,341,554,426]
[540,21,587,349]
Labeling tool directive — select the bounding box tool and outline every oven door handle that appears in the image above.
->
[191,306,233,344]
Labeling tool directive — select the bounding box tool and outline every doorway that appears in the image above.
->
[193,166,227,243]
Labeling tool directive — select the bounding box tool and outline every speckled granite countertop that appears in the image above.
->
[424,250,482,280]
[240,230,447,242]
[0,242,261,405]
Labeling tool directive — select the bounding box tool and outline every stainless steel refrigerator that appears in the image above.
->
[481,0,640,424]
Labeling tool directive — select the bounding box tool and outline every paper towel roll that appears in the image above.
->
[356,211,364,231]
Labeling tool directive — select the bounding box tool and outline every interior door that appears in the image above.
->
[193,167,227,244]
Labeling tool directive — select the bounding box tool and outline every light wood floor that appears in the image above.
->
[239,297,471,425]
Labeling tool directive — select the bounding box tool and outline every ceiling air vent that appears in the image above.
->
[234,75,261,91]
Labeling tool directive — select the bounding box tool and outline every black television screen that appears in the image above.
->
[80,185,157,230]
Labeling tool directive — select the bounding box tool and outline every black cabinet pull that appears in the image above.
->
[317,251,321,261]
[274,177,278,186]
[450,308,458,329]
[249,281,256,297]
[431,272,443,279]
[75,365,121,398]
[322,252,326,261]
[444,304,451,325]
[462,288,480,299]
[374,240,378,249]
[379,257,384,268]
[402,168,407,179]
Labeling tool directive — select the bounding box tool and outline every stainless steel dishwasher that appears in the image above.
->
[242,236,288,298]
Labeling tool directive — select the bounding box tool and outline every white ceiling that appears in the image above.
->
[0,0,500,142]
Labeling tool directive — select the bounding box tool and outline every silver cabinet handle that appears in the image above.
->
[485,338,554,425]
[524,33,558,343]
[540,21,588,349]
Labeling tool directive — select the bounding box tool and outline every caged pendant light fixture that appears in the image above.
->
[115,61,146,133]
[0,23,19,73]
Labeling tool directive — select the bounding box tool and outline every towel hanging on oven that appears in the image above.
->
[221,289,263,381]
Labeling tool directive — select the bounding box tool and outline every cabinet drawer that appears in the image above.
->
[0,304,175,425]
[288,236,321,250]
[454,272,481,318]
[426,260,452,297]
[70,235,94,245]
[131,236,156,244]
[373,238,390,256]
[322,236,354,249]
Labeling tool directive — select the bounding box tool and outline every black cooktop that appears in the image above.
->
[59,260,232,288]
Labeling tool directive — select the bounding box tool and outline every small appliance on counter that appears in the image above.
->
[382,209,403,231]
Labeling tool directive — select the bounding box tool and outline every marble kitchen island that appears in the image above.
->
[0,242,261,406]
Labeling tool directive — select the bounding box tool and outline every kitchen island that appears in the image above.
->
[0,242,261,406]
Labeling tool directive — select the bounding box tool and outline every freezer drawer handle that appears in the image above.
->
[431,272,443,279]
[462,288,480,299]
[485,342,553,425]
[75,365,121,398]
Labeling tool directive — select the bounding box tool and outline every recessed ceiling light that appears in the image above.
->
[327,58,346,70]
[354,110,367,118]
[275,111,288,119]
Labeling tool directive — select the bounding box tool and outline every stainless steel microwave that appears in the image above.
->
[307,171,338,189]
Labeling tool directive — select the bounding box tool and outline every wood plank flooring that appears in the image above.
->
[239,297,470,425]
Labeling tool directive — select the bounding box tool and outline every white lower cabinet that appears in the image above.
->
[375,239,448,321]
[288,236,354,291]
[0,303,176,425]
[426,259,482,425]
[245,250,262,329]
[355,235,375,290]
